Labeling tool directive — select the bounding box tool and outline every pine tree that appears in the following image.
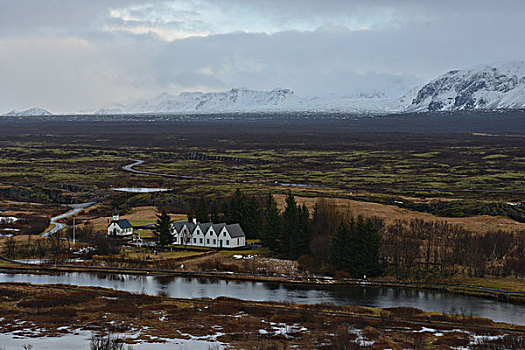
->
[154,208,174,246]
[195,195,209,222]
[210,200,221,223]
[261,193,281,251]
[330,221,349,267]
[360,217,381,276]
[224,189,263,239]
[329,215,382,277]
[291,204,311,257]
[228,189,245,224]
[281,192,298,256]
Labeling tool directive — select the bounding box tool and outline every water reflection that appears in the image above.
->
[0,272,523,325]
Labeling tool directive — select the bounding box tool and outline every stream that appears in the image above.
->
[1,271,523,325]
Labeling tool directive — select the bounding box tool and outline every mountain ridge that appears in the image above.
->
[4,61,525,116]
[407,61,525,111]
[96,61,525,115]
[3,108,53,116]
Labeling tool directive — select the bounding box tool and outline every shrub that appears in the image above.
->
[384,306,424,317]
[17,292,95,308]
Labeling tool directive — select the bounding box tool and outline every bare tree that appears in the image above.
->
[89,334,134,350]
[48,234,65,264]
[3,236,18,258]
[34,238,48,260]
[182,228,192,248]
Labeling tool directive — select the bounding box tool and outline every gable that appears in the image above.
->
[226,224,245,238]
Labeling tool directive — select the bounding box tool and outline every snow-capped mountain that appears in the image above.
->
[406,61,525,111]
[96,61,525,115]
[97,87,400,115]
[97,88,299,114]
[6,61,525,116]
[4,108,53,116]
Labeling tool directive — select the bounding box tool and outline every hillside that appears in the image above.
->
[406,61,525,111]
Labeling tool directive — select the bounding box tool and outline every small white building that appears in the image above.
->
[107,214,133,236]
[170,221,246,248]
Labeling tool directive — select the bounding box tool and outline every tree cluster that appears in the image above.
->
[329,217,382,277]
[189,189,263,239]
[261,194,381,277]
[381,219,525,279]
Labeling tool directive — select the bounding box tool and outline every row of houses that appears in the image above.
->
[107,214,246,248]
[171,221,246,248]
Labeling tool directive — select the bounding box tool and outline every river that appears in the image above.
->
[1,271,523,325]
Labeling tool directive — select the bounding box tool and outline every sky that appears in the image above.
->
[1,0,524,113]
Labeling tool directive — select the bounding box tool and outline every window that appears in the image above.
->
[226,240,229,245]
[207,239,210,244]
[193,238,196,243]
[213,239,216,244]
[200,238,203,243]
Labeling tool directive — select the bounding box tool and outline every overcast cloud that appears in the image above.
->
[1,0,524,113]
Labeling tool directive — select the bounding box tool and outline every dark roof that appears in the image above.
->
[226,224,245,238]
[198,223,213,232]
[212,223,226,232]
[171,222,187,231]
[115,219,132,229]
[171,221,244,238]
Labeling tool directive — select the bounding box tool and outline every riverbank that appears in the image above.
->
[0,282,524,349]
[1,257,524,305]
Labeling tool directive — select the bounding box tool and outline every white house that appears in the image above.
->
[170,220,246,248]
[107,214,133,236]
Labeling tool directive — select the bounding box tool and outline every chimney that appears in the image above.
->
[192,218,197,225]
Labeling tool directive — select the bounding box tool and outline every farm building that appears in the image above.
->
[170,221,246,248]
[107,213,133,236]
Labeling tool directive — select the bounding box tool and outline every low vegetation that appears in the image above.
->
[0,283,523,349]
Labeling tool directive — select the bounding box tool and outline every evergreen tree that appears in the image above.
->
[329,215,382,277]
[154,208,174,246]
[291,204,311,257]
[210,200,221,223]
[280,192,298,256]
[330,221,349,267]
[244,195,262,239]
[195,195,209,222]
[360,217,381,276]
[228,188,245,223]
[224,189,263,239]
[261,193,281,251]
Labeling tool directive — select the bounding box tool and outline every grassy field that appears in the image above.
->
[0,118,523,203]
[272,194,525,234]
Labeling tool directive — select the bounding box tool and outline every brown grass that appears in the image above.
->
[0,283,523,349]
[87,206,186,232]
[273,194,525,233]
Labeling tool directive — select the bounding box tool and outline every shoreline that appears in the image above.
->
[0,281,523,349]
[1,261,524,304]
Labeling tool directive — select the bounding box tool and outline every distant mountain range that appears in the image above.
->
[4,61,525,116]
[96,61,525,114]
[3,108,53,116]
[95,88,400,115]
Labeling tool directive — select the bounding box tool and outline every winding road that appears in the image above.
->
[42,202,97,237]
[122,158,324,188]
